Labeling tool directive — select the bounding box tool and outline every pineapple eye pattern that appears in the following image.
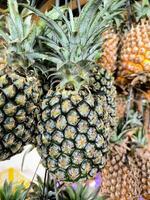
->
[37,86,116,182]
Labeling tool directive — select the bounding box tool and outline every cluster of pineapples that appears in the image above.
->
[0,0,150,199]
[0,0,117,179]
[99,0,150,198]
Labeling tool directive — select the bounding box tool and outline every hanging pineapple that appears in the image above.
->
[97,0,126,73]
[117,0,150,86]
[24,0,117,182]
[130,127,150,200]
[0,0,43,160]
[101,109,143,200]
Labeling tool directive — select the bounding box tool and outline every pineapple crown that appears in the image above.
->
[62,184,106,200]
[111,108,143,145]
[0,0,38,72]
[100,0,126,29]
[130,126,148,148]
[22,0,117,92]
[133,0,150,21]
[0,181,27,200]
[0,0,52,74]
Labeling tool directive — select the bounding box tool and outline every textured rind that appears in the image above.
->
[0,65,42,160]
[134,150,150,200]
[98,29,119,73]
[36,67,116,182]
[101,146,141,200]
[119,19,150,76]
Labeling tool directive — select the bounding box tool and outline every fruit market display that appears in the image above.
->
[0,0,149,199]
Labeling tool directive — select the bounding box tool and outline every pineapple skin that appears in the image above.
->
[0,65,42,160]
[98,29,120,73]
[36,67,116,182]
[101,145,141,200]
[134,149,150,200]
[118,19,150,79]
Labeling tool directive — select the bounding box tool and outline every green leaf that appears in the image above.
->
[8,0,24,40]
[20,4,69,47]
[0,30,10,42]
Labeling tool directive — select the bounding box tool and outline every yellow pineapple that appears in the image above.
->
[97,0,125,73]
[130,127,150,200]
[100,29,120,72]
[117,0,150,86]
[101,109,143,200]
[101,145,140,200]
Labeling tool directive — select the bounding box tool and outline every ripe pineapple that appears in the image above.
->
[101,145,140,200]
[117,0,150,85]
[101,109,143,200]
[0,0,43,160]
[26,0,117,182]
[130,127,150,200]
[97,0,125,73]
[100,29,120,72]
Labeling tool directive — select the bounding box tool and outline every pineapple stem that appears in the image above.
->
[55,0,60,6]
[76,0,82,14]
[126,0,132,29]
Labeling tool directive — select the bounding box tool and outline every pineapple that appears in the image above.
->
[101,109,143,200]
[100,29,120,72]
[97,0,125,73]
[25,0,117,182]
[130,127,150,200]
[117,0,150,86]
[0,0,43,160]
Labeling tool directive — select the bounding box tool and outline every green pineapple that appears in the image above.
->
[0,0,43,160]
[24,0,117,182]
